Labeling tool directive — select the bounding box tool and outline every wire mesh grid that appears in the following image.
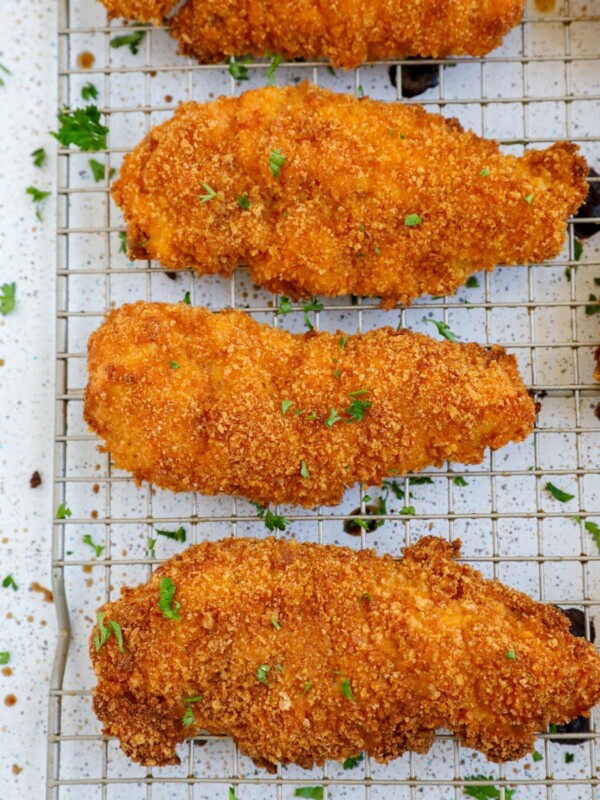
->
[47,0,600,798]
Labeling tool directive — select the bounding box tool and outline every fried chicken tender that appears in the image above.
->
[99,0,525,68]
[84,302,536,508]
[113,85,589,307]
[91,535,600,768]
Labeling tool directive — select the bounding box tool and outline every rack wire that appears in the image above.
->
[47,0,600,798]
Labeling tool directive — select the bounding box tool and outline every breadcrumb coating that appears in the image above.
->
[113,84,589,307]
[83,302,536,508]
[91,535,600,769]
[99,0,525,67]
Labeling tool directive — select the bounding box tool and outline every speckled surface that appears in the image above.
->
[2,0,600,797]
[0,1,57,798]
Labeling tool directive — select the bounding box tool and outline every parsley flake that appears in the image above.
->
[158,577,181,620]
[82,534,104,558]
[479,168,490,177]
[302,297,324,330]
[257,664,271,685]
[466,276,480,288]
[93,612,110,651]
[0,63,11,87]
[56,503,72,519]
[0,283,16,316]
[199,182,217,203]
[453,476,469,487]
[565,752,575,764]
[269,149,286,178]
[51,105,109,151]
[109,620,126,653]
[81,82,98,102]
[584,520,600,552]
[89,159,115,182]
[399,505,416,516]
[585,294,600,316]
[253,503,289,532]
[2,575,18,591]
[118,231,128,253]
[271,618,281,630]
[524,194,534,205]
[281,399,293,415]
[545,482,574,503]
[267,53,283,85]
[237,193,251,210]
[424,318,459,342]
[170,361,180,370]
[183,291,191,305]
[156,527,187,543]
[574,240,583,262]
[407,476,434,486]
[464,775,516,800]
[31,148,47,168]
[110,28,146,55]
[182,695,202,727]
[343,753,364,769]
[340,677,355,702]
[0,652,9,665]
[359,592,371,602]
[300,460,310,479]
[295,789,323,800]
[229,788,239,800]
[339,336,347,350]
[146,537,157,559]
[26,186,51,222]
[303,681,312,693]
[325,409,343,428]
[405,213,422,227]
[506,649,517,660]
[532,750,543,762]
[228,54,252,81]
[276,296,292,315]
[345,397,371,423]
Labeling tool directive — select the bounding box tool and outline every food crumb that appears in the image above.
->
[76,51,95,69]
[2,667,12,677]
[93,483,100,494]
[30,582,54,603]
[11,765,22,775]
[30,470,42,488]
[4,694,17,707]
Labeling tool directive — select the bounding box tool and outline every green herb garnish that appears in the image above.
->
[584,520,600,552]
[574,240,583,261]
[51,105,109,151]
[325,409,343,428]
[585,294,600,315]
[170,361,179,370]
[0,63,11,87]
[2,575,18,591]
[339,336,347,350]
[276,296,292,315]
[300,460,310,479]
[281,399,293,414]
[93,612,110,651]
[479,168,490,177]
[524,194,534,205]
[399,505,416,516]
[464,775,515,799]
[345,397,371,423]
[199,182,217,203]
[506,649,517,660]
[454,476,469,487]
[228,54,252,81]
[89,158,115,182]
[404,213,422,227]
[253,503,289,532]
[340,678,355,702]
[269,149,286,178]
[267,53,283,85]
[26,186,51,222]
[0,652,9,665]
[81,82,98,102]
[109,620,126,653]
[466,276,480,288]
[257,664,271,685]
[424,318,459,342]
[110,28,146,55]
[359,592,371,602]
[532,750,543,762]
[146,537,157,559]
[0,283,16,316]
[82,534,104,558]
[56,503,72,519]
[182,695,202,727]
[237,193,251,210]
[118,231,128,253]
[545,482,574,503]
[343,753,364,769]
[158,577,181,620]
[31,148,47,168]
[271,618,281,630]
[156,527,187,543]
[295,789,323,800]
[183,291,191,305]
[565,752,574,763]
[302,297,324,330]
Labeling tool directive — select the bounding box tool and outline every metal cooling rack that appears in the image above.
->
[47,0,600,798]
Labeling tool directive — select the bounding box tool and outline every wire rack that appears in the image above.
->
[47,0,600,798]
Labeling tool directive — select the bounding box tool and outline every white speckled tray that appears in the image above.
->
[47,1,600,798]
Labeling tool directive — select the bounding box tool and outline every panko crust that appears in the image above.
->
[112,84,589,307]
[83,302,537,508]
[91,535,600,769]
[99,0,525,67]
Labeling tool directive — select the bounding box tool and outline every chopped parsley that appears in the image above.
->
[295,789,323,800]
[300,460,310,479]
[339,336,347,350]
[110,28,146,55]
[325,409,343,428]
[81,82,98,102]
[343,753,364,769]
[170,361,179,370]
[464,775,515,799]
[340,677,355,702]
[399,505,416,516]
[31,148,47,168]
[182,695,202,727]
[271,618,281,630]
[269,149,286,178]
[0,652,9,665]
[0,63,11,87]
[237,193,251,210]
[109,620,125,653]
[545,482,574,503]
[146,537,157,559]
[524,193,534,205]
[303,681,312,693]
[118,231,128,253]
[585,294,600,315]
[89,158,115,182]
[183,291,191,305]
[506,649,517,660]
[565,752,575,764]
[424,318,459,342]
[267,53,283,85]
[408,476,434,486]
[93,612,110,651]
[276,296,293,315]
[357,84,364,97]
[2,575,18,591]
[56,503,72,519]
[466,276,480,288]
[82,534,104,558]
[199,182,217,203]
[229,788,239,800]
[532,750,543,762]
[453,476,469,487]
[479,168,490,177]
[257,664,271,685]
[584,520,600,552]
[51,105,109,151]
[359,592,371,602]
[253,503,289,532]
[574,240,583,261]
[26,186,51,222]
[345,396,371,423]
[404,213,422,227]
[227,55,252,81]
[156,526,187,543]
[281,399,293,414]
[302,297,324,330]
[158,577,181,620]
[0,283,16,316]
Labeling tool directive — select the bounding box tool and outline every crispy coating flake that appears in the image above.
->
[99,0,525,67]
[84,302,536,508]
[91,535,600,768]
[112,85,589,307]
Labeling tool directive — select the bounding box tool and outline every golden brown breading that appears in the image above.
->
[113,85,589,307]
[83,302,536,508]
[91,535,600,769]
[99,0,525,67]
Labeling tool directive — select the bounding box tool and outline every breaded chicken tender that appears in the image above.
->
[113,85,589,307]
[99,0,525,68]
[91,535,600,769]
[83,302,536,508]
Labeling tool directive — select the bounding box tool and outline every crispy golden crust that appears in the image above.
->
[84,302,536,508]
[112,85,589,307]
[99,0,525,67]
[91,535,600,768]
